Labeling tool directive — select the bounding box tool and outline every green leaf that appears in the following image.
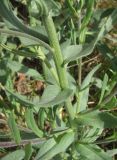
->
[5,87,73,108]
[97,8,117,40]
[76,144,112,160]
[1,150,25,160]
[80,127,103,143]
[97,43,114,60]
[98,74,108,104]
[102,97,117,109]
[40,85,60,102]
[38,109,46,129]
[63,42,95,64]
[107,149,117,157]
[97,43,117,71]
[5,88,35,107]
[0,59,9,85]
[35,131,75,160]
[7,60,44,81]
[25,108,43,137]
[42,62,58,85]
[35,138,56,159]
[0,44,38,57]
[67,72,77,92]
[18,37,42,46]
[29,0,61,17]
[0,0,48,42]
[76,109,117,129]
[77,64,101,112]
[63,8,117,64]
[8,111,21,144]
[93,8,113,23]
[38,88,73,107]
[0,29,52,53]
[44,0,61,16]
[79,156,90,160]
[24,143,33,160]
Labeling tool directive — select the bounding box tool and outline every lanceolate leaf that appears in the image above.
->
[25,108,43,138]
[1,149,25,160]
[38,88,73,107]
[77,64,101,112]
[76,143,112,160]
[63,41,95,64]
[0,29,52,53]
[75,109,117,129]
[62,38,97,65]
[0,0,48,42]
[0,44,38,57]
[35,131,75,160]
[98,74,108,104]
[80,127,103,144]
[5,88,35,107]
[7,60,44,81]
[5,87,73,108]
[8,111,21,144]
[35,138,56,159]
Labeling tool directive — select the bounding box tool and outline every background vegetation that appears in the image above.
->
[0,0,117,159]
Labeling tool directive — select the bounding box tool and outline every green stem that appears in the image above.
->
[43,15,75,120]
[78,0,94,86]
[66,0,79,18]
[78,11,82,87]
[43,16,68,89]
[78,58,82,86]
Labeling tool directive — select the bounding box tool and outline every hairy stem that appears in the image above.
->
[43,15,75,120]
